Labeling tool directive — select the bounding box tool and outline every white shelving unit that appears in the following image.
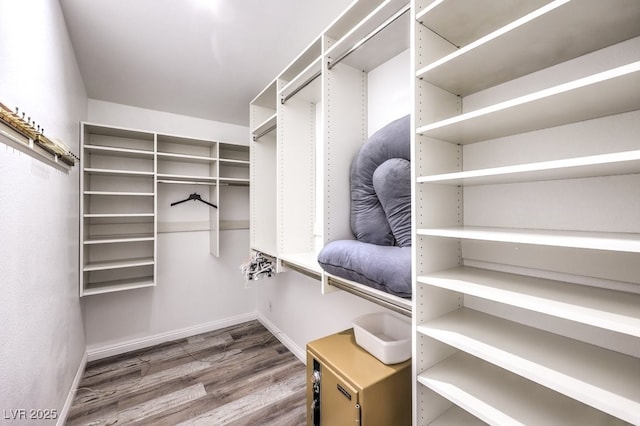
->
[412,1,640,424]
[249,0,412,314]
[80,123,156,296]
[80,122,249,295]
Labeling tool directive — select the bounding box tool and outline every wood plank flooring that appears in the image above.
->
[67,320,307,425]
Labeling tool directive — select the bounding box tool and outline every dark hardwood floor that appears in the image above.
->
[67,320,307,425]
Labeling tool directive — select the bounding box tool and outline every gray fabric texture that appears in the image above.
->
[350,114,411,245]
[317,240,412,298]
[373,157,411,248]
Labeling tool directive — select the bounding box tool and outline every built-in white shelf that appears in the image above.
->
[417,308,640,424]
[416,62,640,144]
[417,226,640,253]
[83,144,154,159]
[251,113,277,141]
[156,152,216,164]
[82,276,155,296]
[83,257,155,272]
[155,173,217,184]
[417,350,630,426]
[416,0,640,96]
[219,158,250,167]
[328,1,410,72]
[417,266,640,338]
[278,251,322,276]
[83,213,154,218]
[83,234,155,245]
[84,168,155,177]
[417,150,640,186]
[414,0,549,47]
[83,191,155,196]
[219,177,250,186]
[279,57,322,104]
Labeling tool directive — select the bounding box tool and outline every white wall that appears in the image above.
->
[0,0,87,423]
[83,101,256,358]
[256,49,412,361]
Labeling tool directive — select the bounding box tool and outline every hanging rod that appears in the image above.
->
[252,124,277,141]
[157,179,217,186]
[327,4,411,71]
[281,70,322,104]
[328,275,412,317]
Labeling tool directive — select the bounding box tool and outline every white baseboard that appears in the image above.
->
[57,351,87,426]
[255,312,306,364]
[86,312,257,361]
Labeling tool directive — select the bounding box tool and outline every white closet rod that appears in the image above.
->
[281,70,322,104]
[327,4,410,70]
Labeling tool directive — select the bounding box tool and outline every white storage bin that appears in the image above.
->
[352,312,411,364]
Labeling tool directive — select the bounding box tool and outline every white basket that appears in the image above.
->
[352,312,411,364]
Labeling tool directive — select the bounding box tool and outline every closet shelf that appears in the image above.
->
[417,308,640,424]
[84,168,154,177]
[416,61,640,144]
[156,152,217,164]
[84,213,154,218]
[417,350,630,426]
[417,150,640,186]
[416,0,640,96]
[252,113,277,141]
[279,251,322,276]
[83,144,154,159]
[417,267,640,338]
[280,57,322,104]
[326,0,408,66]
[83,191,155,196]
[414,0,548,47]
[82,276,155,296]
[83,234,154,245]
[417,226,640,253]
[219,158,250,167]
[155,173,216,183]
[83,257,155,272]
[219,177,250,186]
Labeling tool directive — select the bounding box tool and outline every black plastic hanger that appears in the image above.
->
[170,192,217,208]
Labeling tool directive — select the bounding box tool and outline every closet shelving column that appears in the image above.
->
[412,0,640,424]
[320,0,411,305]
[217,143,250,243]
[250,81,278,260]
[80,123,157,296]
[276,36,323,277]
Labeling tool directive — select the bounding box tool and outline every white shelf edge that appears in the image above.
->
[156,152,217,163]
[82,277,155,296]
[83,213,154,218]
[415,0,568,79]
[84,144,154,157]
[417,226,640,253]
[417,350,633,425]
[417,150,640,185]
[279,56,322,102]
[155,173,216,182]
[325,0,409,62]
[84,234,155,245]
[417,308,640,424]
[219,158,250,166]
[416,61,640,143]
[84,168,155,177]
[417,266,640,338]
[83,257,154,272]
[83,191,155,196]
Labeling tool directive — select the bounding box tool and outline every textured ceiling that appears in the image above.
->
[60,0,352,126]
